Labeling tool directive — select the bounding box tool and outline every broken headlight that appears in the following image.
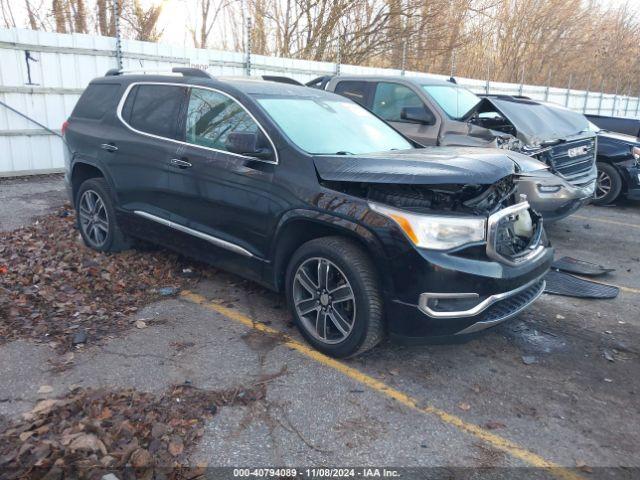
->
[369,202,486,250]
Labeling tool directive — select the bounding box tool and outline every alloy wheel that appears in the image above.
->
[292,257,356,344]
[78,189,109,248]
[595,169,612,200]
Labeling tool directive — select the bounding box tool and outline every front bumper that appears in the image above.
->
[383,243,553,343]
[516,168,595,222]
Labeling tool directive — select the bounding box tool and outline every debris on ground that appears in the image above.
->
[0,206,213,352]
[0,383,266,479]
[522,355,538,365]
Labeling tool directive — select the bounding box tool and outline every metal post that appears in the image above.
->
[335,35,341,76]
[544,70,551,101]
[623,85,631,116]
[485,59,490,94]
[518,64,524,96]
[612,78,619,116]
[597,79,604,115]
[564,74,572,107]
[245,17,252,76]
[113,0,122,70]
[582,74,591,113]
[401,41,407,76]
[450,49,456,78]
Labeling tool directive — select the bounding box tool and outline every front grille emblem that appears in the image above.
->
[567,145,589,157]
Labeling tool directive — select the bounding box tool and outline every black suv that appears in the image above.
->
[63,68,553,357]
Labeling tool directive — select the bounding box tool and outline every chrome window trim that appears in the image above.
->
[486,200,546,267]
[116,81,279,165]
[418,275,545,319]
[133,210,254,258]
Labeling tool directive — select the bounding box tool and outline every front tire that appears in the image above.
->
[593,162,622,206]
[285,237,384,358]
[75,178,130,252]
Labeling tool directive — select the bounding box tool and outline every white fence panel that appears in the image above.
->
[1,27,638,176]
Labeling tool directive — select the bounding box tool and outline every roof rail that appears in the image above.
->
[262,75,303,86]
[104,67,213,79]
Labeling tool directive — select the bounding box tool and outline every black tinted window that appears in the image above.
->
[185,88,258,150]
[372,82,424,122]
[73,84,121,119]
[125,85,187,139]
[334,81,370,107]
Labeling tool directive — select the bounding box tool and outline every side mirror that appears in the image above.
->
[401,106,436,125]
[225,131,273,160]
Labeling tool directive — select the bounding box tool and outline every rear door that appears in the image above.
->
[163,86,276,259]
[371,81,440,145]
[106,83,187,219]
[333,80,374,109]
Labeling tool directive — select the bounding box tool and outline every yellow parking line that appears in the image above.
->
[572,214,640,229]
[181,290,584,480]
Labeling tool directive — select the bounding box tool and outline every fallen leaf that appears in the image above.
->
[37,385,53,394]
[130,448,152,468]
[458,402,471,411]
[135,320,147,329]
[485,421,506,430]
[68,433,107,455]
[168,438,184,456]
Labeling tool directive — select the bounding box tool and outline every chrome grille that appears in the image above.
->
[545,137,596,185]
[486,201,545,266]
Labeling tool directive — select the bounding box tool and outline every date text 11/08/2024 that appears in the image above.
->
[232,468,401,478]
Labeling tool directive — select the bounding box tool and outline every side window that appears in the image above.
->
[124,84,187,139]
[372,82,424,122]
[185,88,258,151]
[72,83,121,120]
[334,81,370,107]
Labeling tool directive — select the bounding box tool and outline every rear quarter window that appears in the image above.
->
[121,84,187,140]
[334,81,371,107]
[72,83,121,120]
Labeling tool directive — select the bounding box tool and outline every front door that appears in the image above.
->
[371,81,440,145]
[164,86,276,260]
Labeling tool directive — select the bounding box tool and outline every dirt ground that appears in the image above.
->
[1,174,639,478]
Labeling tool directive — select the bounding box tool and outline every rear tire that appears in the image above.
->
[75,178,130,252]
[285,236,384,358]
[593,162,622,206]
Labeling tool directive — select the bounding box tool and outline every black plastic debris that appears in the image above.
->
[544,270,619,299]
[551,256,615,276]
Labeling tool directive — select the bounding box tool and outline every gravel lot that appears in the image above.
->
[1,175,638,478]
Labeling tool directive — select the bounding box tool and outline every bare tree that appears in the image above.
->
[189,0,231,48]
[123,0,164,41]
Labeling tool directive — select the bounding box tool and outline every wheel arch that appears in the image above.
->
[70,162,107,204]
[269,210,390,294]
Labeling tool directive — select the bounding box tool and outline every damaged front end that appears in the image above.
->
[315,152,545,264]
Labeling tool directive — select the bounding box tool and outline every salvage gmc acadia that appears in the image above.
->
[62,68,553,358]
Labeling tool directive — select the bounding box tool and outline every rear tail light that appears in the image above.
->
[61,120,69,136]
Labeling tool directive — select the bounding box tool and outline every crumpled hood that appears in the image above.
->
[313,147,516,185]
[474,97,591,145]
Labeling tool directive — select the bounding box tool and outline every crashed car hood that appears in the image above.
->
[473,97,591,145]
[313,147,516,185]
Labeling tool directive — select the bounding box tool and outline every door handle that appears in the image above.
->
[169,158,192,169]
[100,143,118,152]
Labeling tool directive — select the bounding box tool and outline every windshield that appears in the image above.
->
[255,96,413,155]
[421,85,481,120]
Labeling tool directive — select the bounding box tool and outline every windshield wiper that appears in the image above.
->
[334,151,354,155]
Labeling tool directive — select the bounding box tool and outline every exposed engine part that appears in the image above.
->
[359,175,516,214]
